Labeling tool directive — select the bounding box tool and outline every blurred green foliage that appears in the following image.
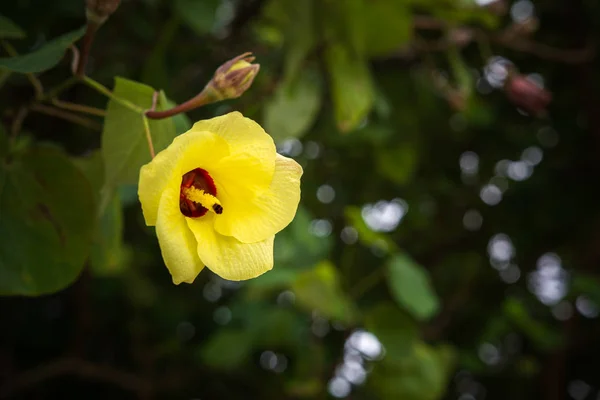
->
[1,0,600,399]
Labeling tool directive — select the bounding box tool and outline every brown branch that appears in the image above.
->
[75,23,99,77]
[411,15,595,64]
[0,357,151,398]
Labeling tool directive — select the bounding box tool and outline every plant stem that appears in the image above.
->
[51,98,106,117]
[82,76,144,113]
[42,76,78,101]
[145,88,215,119]
[31,103,102,131]
[10,106,29,141]
[75,23,99,77]
[142,116,155,159]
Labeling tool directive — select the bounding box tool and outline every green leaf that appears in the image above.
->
[376,143,419,185]
[174,0,220,35]
[200,329,253,370]
[387,253,440,320]
[370,342,455,400]
[503,297,562,351]
[0,142,94,296]
[292,261,356,323]
[101,77,177,187]
[264,67,322,141]
[364,303,418,358]
[263,0,316,81]
[325,43,374,132]
[73,152,126,276]
[0,15,25,39]
[362,1,412,56]
[345,206,398,254]
[0,26,85,73]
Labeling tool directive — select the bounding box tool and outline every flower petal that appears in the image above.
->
[190,111,276,188]
[186,214,274,281]
[156,186,204,284]
[213,154,303,243]
[138,130,229,226]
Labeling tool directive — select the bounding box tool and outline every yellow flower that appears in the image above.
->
[138,112,302,283]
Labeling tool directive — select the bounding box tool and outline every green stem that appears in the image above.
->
[82,76,144,113]
[142,116,156,159]
[51,98,106,117]
[42,76,78,101]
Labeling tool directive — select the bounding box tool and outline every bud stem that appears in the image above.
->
[145,87,217,119]
[75,22,99,77]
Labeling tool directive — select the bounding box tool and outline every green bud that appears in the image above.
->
[205,52,260,101]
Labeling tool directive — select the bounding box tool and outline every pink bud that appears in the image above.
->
[505,75,552,116]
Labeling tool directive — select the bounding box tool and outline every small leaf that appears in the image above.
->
[292,261,356,323]
[364,303,418,358]
[101,77,177,187]
[0,26,85,73]
[0,15,25,39]
[200,329,253,370]
[265,0,316,81]
[387,253,440,320]
[325,43,374,132]
[0,141,95,296]
[376,143,419,185]
[503,297,562,351]
[345,206,397,254]
[264,67,322,141]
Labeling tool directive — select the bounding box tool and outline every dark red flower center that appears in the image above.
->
[180,168,217,218]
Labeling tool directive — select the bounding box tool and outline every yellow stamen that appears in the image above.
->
[183,187,223,214]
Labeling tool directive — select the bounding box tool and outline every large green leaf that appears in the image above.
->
[263,67,323,141]
[387,253,440,320]
[101,77,177,187]
[0,26,85,73]
[0,140,94,296]
[0,15,25,39]
[73,151,126,276]
[325,42,374,132]
[370,342,455,400]
[292,261,356,323]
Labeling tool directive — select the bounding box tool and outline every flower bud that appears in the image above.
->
[86,0,121,25]
[204,52,260,101]
[505,74,552,117]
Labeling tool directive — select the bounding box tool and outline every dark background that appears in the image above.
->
[2,0,600,399]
